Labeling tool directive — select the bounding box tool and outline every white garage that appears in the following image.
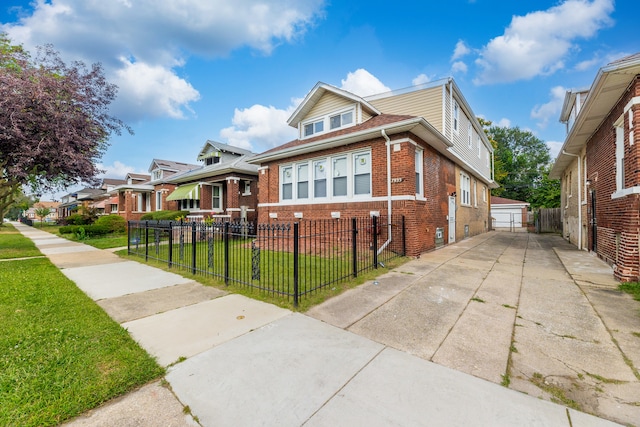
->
[491,196,530,230]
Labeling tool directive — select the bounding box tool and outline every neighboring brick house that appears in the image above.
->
[249,79,497,256]
[25,201,59,222]
[550,53,640,282]
[164,141,259,222]
[490,196,529,230]
[58,187,104,219]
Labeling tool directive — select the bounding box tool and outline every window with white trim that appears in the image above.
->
[468,123,472,148]
[415,148,423,196]
[482,186,487,203]
[460,172,470,206]
[477,135,481,158]
[212,184,222,211]
[333,157,347,197]
[353,152,371,195]
[152,170,162,181]
[303,119,324,138]
[282,166,293,200]
[302,107,356,139]
[297,163,309,199]
[280,150,371,202]
[314,160,327,198]
[615,116,625,191]
[453,100,459,133]
[243,180,251,195]
[473,180,477,207]
[156,191,162,211]
[330,111,353,130]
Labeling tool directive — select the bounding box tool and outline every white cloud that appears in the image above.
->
[1,0,326,121]
[531,86,566,129]
[474,0,614,84]
[451,40,471,61]
[96,161,140,178]
[219,104,298,152]
[575,51,632,71]
[412,74,432,86]
[340,69,391,97]
[451,61,468,74]
[546,140,564,159]
[497,118,512,128]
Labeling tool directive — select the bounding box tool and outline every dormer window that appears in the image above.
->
[205,156,221,166]
[301,107,356,139]
[330,111,353,130]
[152,170,162,181]
[304,119,324,137]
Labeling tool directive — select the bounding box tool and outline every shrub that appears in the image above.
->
[140,210,189,221]
[64,214,89,226]
[59,225,79,234]
[94,215,126,233]
[85,224,110,236]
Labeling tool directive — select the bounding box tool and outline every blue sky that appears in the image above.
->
[1,0,636,199]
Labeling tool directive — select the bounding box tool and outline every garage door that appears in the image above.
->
[492,209,522,228]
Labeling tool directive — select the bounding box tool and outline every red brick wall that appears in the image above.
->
[257,134,460,256]
[586,75,640,281]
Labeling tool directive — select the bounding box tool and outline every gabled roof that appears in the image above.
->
[127,173,151,181]
[102,178,126,186]
[168,149,258,184]
[287,82,381,128]
[550,53,640,179]
[197,140,253,161]
[148,159,199,173]
[558,88,589,123]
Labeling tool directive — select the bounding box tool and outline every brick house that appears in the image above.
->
[165,141,259,222]
[550,53,640,281]
[249,79,497,256]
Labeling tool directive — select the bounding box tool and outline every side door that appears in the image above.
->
[448,196,456,243]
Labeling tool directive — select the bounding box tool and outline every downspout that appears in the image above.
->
[562,150,582,250]
[379,129,393,254]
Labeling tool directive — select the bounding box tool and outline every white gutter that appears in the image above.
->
[379,129,393,255]
[562,150,582,250]
[448,78,453,141]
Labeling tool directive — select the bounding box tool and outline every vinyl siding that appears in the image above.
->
[369,87,443,132]
[305,93,355,122]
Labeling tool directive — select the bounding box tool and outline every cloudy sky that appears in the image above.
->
[1,0,635,197]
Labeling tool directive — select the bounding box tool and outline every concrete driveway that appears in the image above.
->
[307,231,640,426]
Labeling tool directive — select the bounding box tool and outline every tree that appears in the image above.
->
[488,125,552,203]
[34,206,52,225]
[0,35,131,224]
[528,164,561,209]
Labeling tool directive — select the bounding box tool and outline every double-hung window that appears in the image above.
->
[460,172,470,206]
[282,166,293,200]
[353,152,371,195]
[212,184,222,211]
[297,164,309,199]
[415,148,423,197]
[615,115,625,191]
[453,100,459,133]
[314,160,327,197]
[333,157,348,197]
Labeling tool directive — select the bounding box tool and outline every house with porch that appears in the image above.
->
[550,53,640,282]
[249,78,497,256]
[164,141,259,222]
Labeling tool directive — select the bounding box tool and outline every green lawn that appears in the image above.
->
[0,230,42,259]
[620,282,640,302]
[0,231,163,426]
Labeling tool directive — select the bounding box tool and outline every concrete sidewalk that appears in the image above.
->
[12,223,627,426]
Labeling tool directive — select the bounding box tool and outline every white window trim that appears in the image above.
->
[300,106,356,139]
[615,114,625,192]
[473,180,477,207]
[155,191,162,211]
[242,180,251,196]
[211,183,223,212]
[415,148,424,197]
[279,149,371,203]
[453,100,460,134]
[467,123,472,148]
[460,172,471,206]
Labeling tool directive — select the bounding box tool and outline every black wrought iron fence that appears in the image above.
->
[128,215,405,306]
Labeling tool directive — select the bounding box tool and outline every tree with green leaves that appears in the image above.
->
[0,35,131,224]
[486,124,553,204]
[34,206,52,225]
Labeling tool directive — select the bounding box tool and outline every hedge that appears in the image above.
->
[140,210,189,221]
[58,224,111,236]
[94,215,126,233]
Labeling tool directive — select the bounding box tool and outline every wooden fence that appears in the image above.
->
[535,208,562,233]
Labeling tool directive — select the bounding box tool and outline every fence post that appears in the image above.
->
[191,221,197,275]
[402,215,406,256]
[372,215,378,269]
[145,221,149,261]
[352,218,358,278]
[293,222,299,308]
[168,221,173,269]
[224,222,230,286]
[127,221,131,254]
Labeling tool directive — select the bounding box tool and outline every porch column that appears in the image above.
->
[226,177,240,220]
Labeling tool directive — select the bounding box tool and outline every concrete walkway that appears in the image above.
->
[11,223,636,426]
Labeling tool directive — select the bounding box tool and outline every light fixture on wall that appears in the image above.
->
[586,179,592,186]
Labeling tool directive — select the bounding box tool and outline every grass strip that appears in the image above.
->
[619,282,640,302]
[0,224,42,259]
[0,258,164,426]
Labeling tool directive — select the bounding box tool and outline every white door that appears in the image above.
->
[448,196,456,243]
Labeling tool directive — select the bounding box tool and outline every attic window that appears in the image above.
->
[304,119,324,137]
[301,107,356,139]
[330,111,353,130]
[206,156,221,166]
